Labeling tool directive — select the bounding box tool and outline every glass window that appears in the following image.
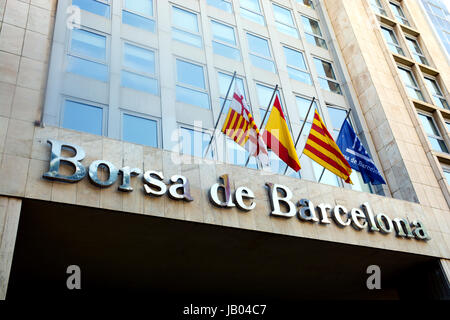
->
[443,169,450,185]
[397,67,425,101]
[226,138,257,168]
[380,26,404,55]
[296,96,316,137]
[121,43,158,95]
[370,0,387,16]
[176,59,210,109]
[247,33,276,73]
[283,47,312,85]
[218,72,246,114]
[211,21,240,61]
[406,37,428,65]
[256,84,285,128]
[123,114,158,147]
[240,0,265,25]
[180,127,213,158]
[418,113,448,153]
[301,16,328,49]
[122,0,155,32]
[272,4,299,38]
[172,7,202,48]
[73,0,110,18]
[296,0,314,9]
[67,29,108,82]
[313,58,342,94]
[207,0,232,12]
[424,77,449,110]
[63,100,103,135]
[389,2,410,26]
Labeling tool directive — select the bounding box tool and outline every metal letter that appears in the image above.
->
[366,265,381,290]
[361,202,380,232]
[143,171,167,196]
[43,139,86,182]
[298,199,319,222]
[168,175,193,202]
[316,203,332,224]
[235,186,255,211]
[88,160,119,188]
[350,208,368,230]
[209,174,235,208]
[412,220,431,241]
[332,205,351,227]
[266,183,296,218]
[118,166,142,192]
[393,218,414,238]
[375,213,393,234]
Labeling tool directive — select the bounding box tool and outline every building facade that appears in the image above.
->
[419,0,450,60]
[0,0,449,300]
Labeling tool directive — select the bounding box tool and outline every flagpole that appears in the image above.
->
[282,97,316,175]
[203,71,237,159]
[244,84,278,167]
[317,108,352,183]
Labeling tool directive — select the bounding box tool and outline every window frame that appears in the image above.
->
[122,0,156,31]
[240,0,266,25]
[380,25,405,56]
[73,0,111,18]
[175,57,211,109]
[121,41,159,95]
[313,57,342,95]
[417,111,448,153]
[60,96,107,136]
[207,0,233,13]
[171,5,203,48]
[272,3,299,38]
[246,32,276,73]
[370,0,387,16]
[389,1,410,26]
[301,14,328,49]
[216,71,249,114]
[120,109,160,148]
[424,76,449,110]
[405,36,428,65]
[283,45,312,85]
[178,125,214,159]
[210,19,241,61]
[397,65,425,101]
[297,0,315,10]
[67,26,109,65]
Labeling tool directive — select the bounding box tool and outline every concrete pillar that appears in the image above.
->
[0,196,22,300]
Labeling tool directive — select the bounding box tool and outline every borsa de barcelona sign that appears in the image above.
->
[42,139,431,241]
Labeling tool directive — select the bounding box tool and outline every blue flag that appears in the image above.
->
[336,120,386,185]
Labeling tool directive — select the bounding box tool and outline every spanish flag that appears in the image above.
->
[262,95,301,172]
[303,110,353,184]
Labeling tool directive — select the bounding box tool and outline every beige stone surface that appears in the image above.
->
[0,196,21,300]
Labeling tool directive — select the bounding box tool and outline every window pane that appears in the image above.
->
[247,34,271,58]
[424,78,443,96]
[71,29,106,61]
[273,4,295,26]
[173,7,199,32]
[211,21,236,45]
[207,0,232,12]
[287,67,312,84]
[241,0,261,12]
[444,170,450,185]
[172,28,202,47]
[123,43,155,74]
[63,100,103,135]
[283,47,307,70]
[302,16,323,37]
[304,33,328,49]
[275,23,299,38]
[123,114,157,147]
[176,60,205,89]
[67,55,108,82]
[398,68,417,87]
[218,73,245,97]
[73,0,110,17]
[121,71,158,94]
[429,137,449,153]
[240,7,265,25]
[249,54,276,72]
[212,42,241,60]
[418,114,440,136]
[124,0,153,16]
[318,78,342,94]
[122,10,156,32]
[314,58,337,79]
[296,96,316,121]
[327,107,347,133]
[297,0,314,9]
[176,86,210,109]
[180,128,212,158]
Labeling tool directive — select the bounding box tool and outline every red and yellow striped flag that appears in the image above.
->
[262,95,301,172]
[303,110,353,184]
[222,86,269,166]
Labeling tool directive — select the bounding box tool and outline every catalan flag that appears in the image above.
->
[262,95,301,172]
[222,85,269,166]
[303,110,352,184]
